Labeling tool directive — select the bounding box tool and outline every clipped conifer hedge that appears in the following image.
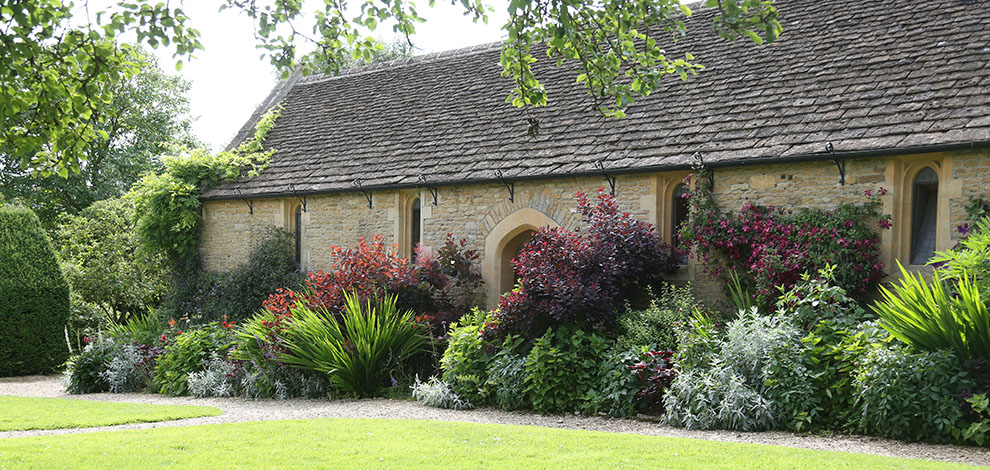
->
[0,206,70,376]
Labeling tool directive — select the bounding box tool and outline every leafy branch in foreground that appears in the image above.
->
[127,106,282,263]
[0,0,202,177]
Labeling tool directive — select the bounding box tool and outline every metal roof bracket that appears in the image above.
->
[287,184,307,212]
[417,176,439,206]
[494,169,515,203]
[827,142,846,185]
[594,160,616,196]
[234,188,254,215]
[352,180,373,208]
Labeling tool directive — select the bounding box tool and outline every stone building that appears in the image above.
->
[199,0,990,306]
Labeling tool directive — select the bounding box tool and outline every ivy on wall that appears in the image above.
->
[128,106,282,263]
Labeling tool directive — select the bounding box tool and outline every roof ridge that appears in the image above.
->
[296,40,504,85]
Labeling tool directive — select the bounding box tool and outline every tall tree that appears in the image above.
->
[0,51,197,230]
[1,0,779,175]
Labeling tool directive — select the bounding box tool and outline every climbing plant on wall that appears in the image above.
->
[678,164,891,307]
[128,106,282,264]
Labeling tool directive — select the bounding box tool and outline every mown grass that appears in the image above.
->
[0,395,221,432]
[0,418,983,469]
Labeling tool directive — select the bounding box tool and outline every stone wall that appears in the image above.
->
[199,147,989,307]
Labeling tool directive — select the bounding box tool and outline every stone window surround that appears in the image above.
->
[281,199,309,270]
[882,152,962,271]
[648,171,696,281]
[394,190,431,261]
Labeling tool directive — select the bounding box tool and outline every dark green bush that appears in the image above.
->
[583,347,641,417]
[0,205,70,376]
[802,320,892,431]
[161,228,303,323]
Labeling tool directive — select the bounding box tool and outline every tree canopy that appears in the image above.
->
[0,51,197,230]
[2,0,779,176]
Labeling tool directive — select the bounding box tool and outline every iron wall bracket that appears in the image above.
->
[594,160,616,196]
[494,169,515,202]
[827,142,846,185]
[353,180,373,208]
[417,175,439,206]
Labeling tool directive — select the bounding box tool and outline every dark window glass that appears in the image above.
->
[910,167,938,265]
[411,197,421,263]
[294,205,302,268]
[672,183,689,264]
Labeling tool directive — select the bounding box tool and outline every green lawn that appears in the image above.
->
[0,395,222,432]
[0,418,984,469]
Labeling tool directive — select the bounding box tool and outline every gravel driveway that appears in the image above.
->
[2,375,988,467]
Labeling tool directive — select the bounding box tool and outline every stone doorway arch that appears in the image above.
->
[482,208,559,307]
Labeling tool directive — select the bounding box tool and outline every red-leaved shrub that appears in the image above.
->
[485,190,677,339]
[263,234,481,327]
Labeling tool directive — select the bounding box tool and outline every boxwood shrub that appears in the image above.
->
[0,206,70,376]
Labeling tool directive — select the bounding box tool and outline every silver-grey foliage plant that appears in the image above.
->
[664,309,816,431]
[411,376,473,410]
[187,354,238,398]
[100,341,147,393]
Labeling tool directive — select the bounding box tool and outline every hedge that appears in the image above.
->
[0,206,70,376]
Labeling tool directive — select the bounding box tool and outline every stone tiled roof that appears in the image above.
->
[202,0,990,200]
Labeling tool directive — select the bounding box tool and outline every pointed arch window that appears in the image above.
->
[910,167,938,265]
[671,183,689,264]
[410,197,421,262]
[293,205,303,268]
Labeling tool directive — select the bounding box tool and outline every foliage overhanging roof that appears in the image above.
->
[203,0,990,200]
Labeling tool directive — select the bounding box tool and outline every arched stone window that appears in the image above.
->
[910,167,938,265]
[410,197,422,262]
[671,183,689,265]
[293,204,303,267]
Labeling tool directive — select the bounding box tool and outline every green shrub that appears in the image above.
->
[161,228,303,323]
[801,320,892,431]
[485,336,528,411]
[0,205,70,376]
[64,337,118,394]
[853,346,970,443]
[275,293,429,397]
[583,347,642,418]
[775,265,870,330]
[152,324,233,396]
[524,327,610,414]
[615,284,696,351]
[873,263,990,363]
[440,308,496,405]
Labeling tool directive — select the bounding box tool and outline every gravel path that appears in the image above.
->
[2,375,989,467]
